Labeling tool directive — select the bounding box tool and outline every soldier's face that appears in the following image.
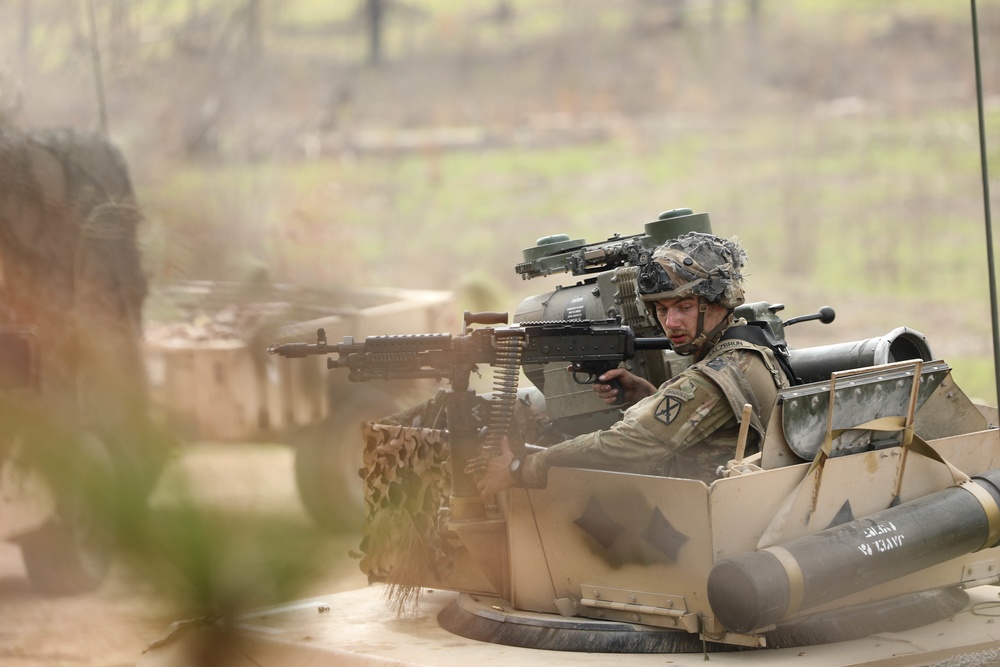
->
[653,297,727,346]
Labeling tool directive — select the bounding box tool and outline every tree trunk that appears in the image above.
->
[245,0,262,58]
[366,0,384,66]
[19,0,32,62]
[109,0,130,65]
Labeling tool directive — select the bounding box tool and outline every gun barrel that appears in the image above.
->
[273,320,663,382]
[634,337,671,351]
[337,333,455,354]
[268,342,321,358]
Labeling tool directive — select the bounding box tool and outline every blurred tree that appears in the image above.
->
[711,0,765,29]
[212,0,264,60]
[85,0,109,134]
[19,0,30,64]
[66,0,87,55]
[245,0,262,58]
[746,0,763,79]
[355,0,429,67]
[0,68,24,125]
[668,0,688,29]
[493,0,514,23]
[108,0,131,68]
[366,0,384,66]
[637,0,689,30]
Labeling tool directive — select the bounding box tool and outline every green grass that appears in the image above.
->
[948,357,998,406]
[139,104,1000,296]
[84,0,996,407]
[134,94,1000,403]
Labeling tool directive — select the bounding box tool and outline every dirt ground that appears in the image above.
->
[0,442,368,667]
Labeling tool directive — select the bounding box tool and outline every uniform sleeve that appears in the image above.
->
[520,369,736,488]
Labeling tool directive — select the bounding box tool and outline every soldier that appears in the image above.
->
[476,231,794,496]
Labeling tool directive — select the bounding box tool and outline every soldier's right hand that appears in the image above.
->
[593,368,656,406]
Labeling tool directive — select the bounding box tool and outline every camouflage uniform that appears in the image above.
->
[519,230,791,487]
[520,320,789,486]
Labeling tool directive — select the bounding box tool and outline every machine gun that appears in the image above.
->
[268,312,672,392]
[268,311,674,516]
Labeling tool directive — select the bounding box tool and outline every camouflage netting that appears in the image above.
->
[0,127,165,488]
[358,422,453,613]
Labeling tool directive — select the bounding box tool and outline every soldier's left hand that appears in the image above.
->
[474,436,516,500]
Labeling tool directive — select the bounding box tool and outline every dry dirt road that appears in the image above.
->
[0,442,368,667]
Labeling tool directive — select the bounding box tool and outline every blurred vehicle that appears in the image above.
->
[0,128,163,595]
[144,281,454,531]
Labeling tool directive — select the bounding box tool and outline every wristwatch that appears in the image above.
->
[509,456,525,485]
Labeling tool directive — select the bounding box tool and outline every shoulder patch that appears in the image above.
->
[662,388,689,402]
[706,356,728,371]
[654,395,684,425]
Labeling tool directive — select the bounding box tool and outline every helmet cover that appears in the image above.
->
[638,232,747,309]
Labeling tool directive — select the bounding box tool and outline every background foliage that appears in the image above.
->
[1,0,998,398]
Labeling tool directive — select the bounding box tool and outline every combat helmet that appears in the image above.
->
[637,231,747,355]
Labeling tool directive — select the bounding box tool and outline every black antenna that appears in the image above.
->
[85,0,109,135]
[972,0,1000,407]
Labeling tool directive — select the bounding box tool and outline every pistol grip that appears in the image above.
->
[607,376,626,406]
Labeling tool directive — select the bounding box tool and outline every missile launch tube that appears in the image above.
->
[788,327,933,385]
[707,468,1000,634]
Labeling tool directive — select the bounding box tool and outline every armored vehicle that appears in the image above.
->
[135,5,1000,663]
[136,206,1000,667]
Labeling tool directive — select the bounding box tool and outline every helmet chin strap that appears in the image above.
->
[671,299,732,358]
